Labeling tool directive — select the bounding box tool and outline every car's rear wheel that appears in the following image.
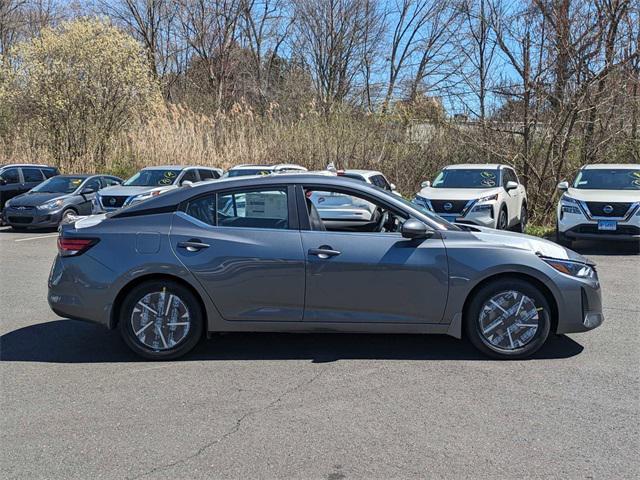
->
[513,204,527,233]
[119,280,203,360]
[464,278,551,359]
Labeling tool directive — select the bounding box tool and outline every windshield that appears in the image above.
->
[573,169,640,190]
[32,176,85,194]
[124,169,181,186]
[226,168,273,177]
[432,169,499,188]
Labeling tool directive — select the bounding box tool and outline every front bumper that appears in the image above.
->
[4,207,65,228]
[558,200,640,242]
[554,272,604,334]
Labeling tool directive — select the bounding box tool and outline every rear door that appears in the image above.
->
[22,167,45,192]
[0,168,23,209]
[170,185,305,322]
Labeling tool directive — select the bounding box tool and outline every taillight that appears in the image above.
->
[57,237,99,257]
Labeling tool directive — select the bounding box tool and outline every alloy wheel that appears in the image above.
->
[130,290,191,350]
[477,290,540,351]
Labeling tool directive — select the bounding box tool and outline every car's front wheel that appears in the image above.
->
[119,280,204,360]
[464,278,551,359]
[497,206,508,230]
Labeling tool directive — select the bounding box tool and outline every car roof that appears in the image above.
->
[0,163,55,169]
[141,165,219,171]
[443,163,505,170]
[581,163,640,170]
[55,174,92,178]
[228,164,306,171]
[341,169,383,178]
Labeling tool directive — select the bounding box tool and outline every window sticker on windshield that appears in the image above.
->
[164,171,176,178]
[480,171,496,179]
[481,179,496,186]
[71,179,82,185]
[259,170,270,176]
[159,178,172,185]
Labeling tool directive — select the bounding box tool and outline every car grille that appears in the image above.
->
[8,216,33,224]
[431,200,468,214]
[585,202,632,218]
[100,195,128,208]
[572,224,640,235]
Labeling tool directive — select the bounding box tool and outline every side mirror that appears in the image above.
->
[80,187,96,195]
[557,181,569,192]
[505,180,518,191]
[421,180,431,188]
[389,183,397,191]
[181,180,193,187]
[401,219,431,239]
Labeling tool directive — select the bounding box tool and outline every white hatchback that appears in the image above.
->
[556,163,640,247]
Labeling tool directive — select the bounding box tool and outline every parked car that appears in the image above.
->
[92,166,223,213]
[224,164,307,177]
[413,164,528,231]
[0,164,59,216]
[556,163,640,247]
[49,173,602,361]
[334,169,400,195]
[3,174,122,230]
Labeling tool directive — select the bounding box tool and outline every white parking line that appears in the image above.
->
[14,234,59,242]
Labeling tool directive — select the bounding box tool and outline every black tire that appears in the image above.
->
[60,208,77,225]
[464,278,551,359]
[497,206,508,230]
[513,204,527,233]
[119,280,204,360]
[555,222,573,248]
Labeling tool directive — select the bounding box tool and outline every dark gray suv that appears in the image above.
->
[0,164,59,214]
[48,174,603,360]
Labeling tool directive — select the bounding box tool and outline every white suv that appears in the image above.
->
[556,163,640,247]
[413,164,528,231]
[224,164,307,177]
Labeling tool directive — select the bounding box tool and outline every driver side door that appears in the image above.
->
[301,185,449,324]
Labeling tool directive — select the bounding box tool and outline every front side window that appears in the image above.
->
[32,176,86,194]
[23,168,44,182]
[180,170,198,185]
[573,169,640,190]
[83,178,101,191]
[217,188,288,229]
[198,169,218,180]
[102,177,121,187]
[306,188,407,233]
[124,169,181,186]
[0,168,20,184]
[433,169,499,188]
[185,195,216,226]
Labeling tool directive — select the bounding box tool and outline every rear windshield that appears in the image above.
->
[573,169,640,190]
[32,176,85,194]
[432,169,499,188]
[227,168,273,177]
[124,169,181,186]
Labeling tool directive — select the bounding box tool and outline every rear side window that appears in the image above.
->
[198,169,219,180]
[180,170,198,185]
[217,188,288,229]
[42,168,59,179]
[102,177,121,187]
[371,175,391,190]
[1,168,20,184]
[23,168,44,182]
[185,195,216,226]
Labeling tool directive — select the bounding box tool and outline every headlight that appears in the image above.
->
[42,199,64,210]
[542,257,596,279]
[124,190,162,206]
[472,204,493,213]
[561,194,578,204]
[412,196,433,211]
[476,193,498,203]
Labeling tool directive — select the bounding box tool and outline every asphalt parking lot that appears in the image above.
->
[1,226,638,480]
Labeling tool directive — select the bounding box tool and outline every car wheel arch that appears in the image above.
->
[460,272,559,336]
[109,273,208,332]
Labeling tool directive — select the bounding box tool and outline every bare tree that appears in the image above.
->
[292,0,384,111]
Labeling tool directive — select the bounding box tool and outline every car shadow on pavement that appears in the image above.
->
[1,319,584,363]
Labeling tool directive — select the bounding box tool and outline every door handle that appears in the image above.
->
[177,240,210,252]
[308,246,341,259]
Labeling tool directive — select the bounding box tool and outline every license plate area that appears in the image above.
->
[598,220,617,231]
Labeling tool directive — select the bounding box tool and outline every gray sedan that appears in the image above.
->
[4,174,122,230]
[48,174,603,360]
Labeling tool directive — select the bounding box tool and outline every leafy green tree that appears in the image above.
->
[9,18,161,166]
